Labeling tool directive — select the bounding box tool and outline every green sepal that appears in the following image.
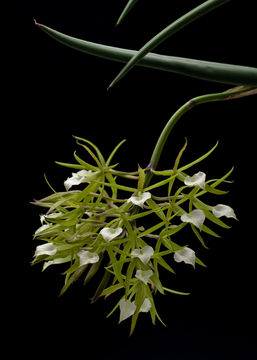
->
[144,174,177,192]
[204,183,228,195]
[73,151,98,171]
[125,259,136,298]
[55,161,85,170]
[190,224,208,249]
[74,136,105,166]
[145,285,166,327]
[90,269,112,303]
[195,256,207,267]
[100,283,124,298]
[146,198,167,222]
[201,224,221,238]
[130,282,146,335]
[150,271,165,294]
[178,142,219,173]
[106,247,124,286]
[163,286,190,295]
[83,253,104,285]
[91,179,137,193]
[155,256,175,274]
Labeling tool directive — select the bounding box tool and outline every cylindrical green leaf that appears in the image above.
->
[35,21,257,86]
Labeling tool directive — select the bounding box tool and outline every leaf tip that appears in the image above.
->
[107,82,114,91]
[33,18,42,27]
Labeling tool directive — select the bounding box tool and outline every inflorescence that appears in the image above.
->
[32,137,236,334]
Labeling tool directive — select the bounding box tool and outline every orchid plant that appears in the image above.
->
[32,0,257,335]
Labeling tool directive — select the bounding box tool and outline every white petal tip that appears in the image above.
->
[127,192,151,207]
[212,204,237,220]
[119,299,136,323]
[181,209,205,229]
[174,247,196,268]
[99,227,123,242]
[184,171,206,189]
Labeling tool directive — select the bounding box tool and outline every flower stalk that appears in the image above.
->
[144,86,257,188]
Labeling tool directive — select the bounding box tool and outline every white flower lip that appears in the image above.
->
[119,299,136,323]
[77,250,99,266]
[119,297,152,322]
[64,170,94,191]
[35,243,57,258]
[131,246,154,265]
[184,171,206,189]
[212,204,237,219]
[181,209,205,229]
[127,192,151,208]
[174,247,196,268]
[135,269,153,284]
[100,227,123,242]
[140,298,152,313]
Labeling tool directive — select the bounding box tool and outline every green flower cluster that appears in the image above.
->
[32,137,236,334]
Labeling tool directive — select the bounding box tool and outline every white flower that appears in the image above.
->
[131,246,154,265]
[135,269,153,284]
[181,209,205,229]
[140,298,152,313]
[35,243,57,258]
[100,227,123,242]
[184,171,206,189]
[35,224,51,235]
[77,250,99,266]
[127,192,151,208]
[174,247,196,268]
[119,297,152,323]
[212,204,237,219]
[64,170,94,191]
[119,299,137,323]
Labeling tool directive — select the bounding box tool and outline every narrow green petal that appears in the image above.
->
[100,284,124,298]
[74,136,105,166]
[55,161,86,170]
[178,142,219,173]
[73,151,98,171]
[106,139,126,166]
[163,287,190,295]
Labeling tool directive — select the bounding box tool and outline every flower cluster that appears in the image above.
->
[32,137,236,334]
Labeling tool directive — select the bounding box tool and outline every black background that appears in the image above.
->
[12,1,256,358]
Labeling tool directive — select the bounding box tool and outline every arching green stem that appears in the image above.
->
[144,86,257,187]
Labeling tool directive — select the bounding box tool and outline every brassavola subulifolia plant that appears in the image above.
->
[32,0,257,334]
